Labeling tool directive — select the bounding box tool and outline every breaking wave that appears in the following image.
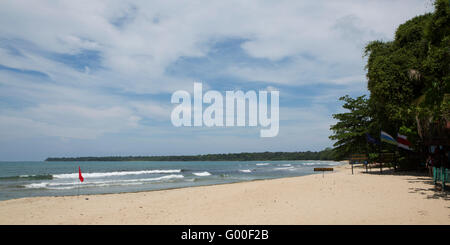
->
[23,174,185,189]
[239,169,252,173]
[0,174,53,181]
[53,169,182,179]
[192,172,211,176]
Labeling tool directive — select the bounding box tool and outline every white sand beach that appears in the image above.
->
[0,164,448,225]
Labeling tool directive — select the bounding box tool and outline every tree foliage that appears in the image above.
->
[330,0,450,163]
[329,95,374,159]
[46,148,336,161]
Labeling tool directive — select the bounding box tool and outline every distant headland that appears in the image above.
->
[45,148,335,162]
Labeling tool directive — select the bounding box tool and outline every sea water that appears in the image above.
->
[0,160,341,201]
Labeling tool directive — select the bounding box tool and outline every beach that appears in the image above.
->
[0,164,448,225]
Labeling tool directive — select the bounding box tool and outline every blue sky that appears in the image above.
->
[0,0,433,160]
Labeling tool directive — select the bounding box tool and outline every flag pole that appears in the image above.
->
[77,166,83,198]
[77,167,80,198]
[379,129,382,174]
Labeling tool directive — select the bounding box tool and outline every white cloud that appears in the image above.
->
[0,0,433,159]
[0,0,431,89]
[0,104,139,139]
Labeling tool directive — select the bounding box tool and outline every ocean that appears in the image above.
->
[0,160,341,201]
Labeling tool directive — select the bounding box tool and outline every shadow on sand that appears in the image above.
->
[356,166,449,202]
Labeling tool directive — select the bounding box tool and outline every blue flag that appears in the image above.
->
[380,131,397,145]
[366,133,380,145]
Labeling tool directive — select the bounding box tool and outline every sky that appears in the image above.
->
[0,0,434,161]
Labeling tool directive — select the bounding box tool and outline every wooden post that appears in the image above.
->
[379,148,383,174]
[394,151,398,172]
[381,158,383,173]
[365,142,369,173]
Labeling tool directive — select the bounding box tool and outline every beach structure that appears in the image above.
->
[349,152,397,174]
[313,167,334,177]
[415,94,450,190]
[433,167,449,191]
[349,154,368,174]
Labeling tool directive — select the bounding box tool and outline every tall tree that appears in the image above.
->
[329,95,374,159]
[363,0,450,150]
[421,0,450,118]
[364,13,431,135]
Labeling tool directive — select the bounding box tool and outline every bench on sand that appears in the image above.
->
[378,152,396,173]
[349,154,368,175]
[433,167,449,191]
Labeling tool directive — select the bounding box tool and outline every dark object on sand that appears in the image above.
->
[314,168,334,172]
[314,168,333,178]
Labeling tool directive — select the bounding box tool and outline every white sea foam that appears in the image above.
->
[24,182,48,188]
[274,166,295,171]
[281,164,292,167]
[303,162,326,166]
[24,174,185,189]
[256,163,269,166]
[53,169,182,179]
[80,174,185,185]
[239,169,252,173]
[192,172,211,176]
[301,161,340,166]
[47,182,144,190]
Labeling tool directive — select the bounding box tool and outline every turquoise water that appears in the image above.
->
[0,160,341,201]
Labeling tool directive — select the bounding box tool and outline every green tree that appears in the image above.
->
[364,13,432,133]
[329,95,374,159]
[363,0,450,152]
[420,0,450,118]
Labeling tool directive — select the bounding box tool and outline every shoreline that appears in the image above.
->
[0,160,347,202]
[0,163,448,225]
[0,173,326,203]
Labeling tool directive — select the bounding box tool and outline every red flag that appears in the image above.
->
[78,166,84,182]
[397,133,412,150]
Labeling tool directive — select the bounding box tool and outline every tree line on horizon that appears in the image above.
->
[45,148,336,162]
[329,0,449,168]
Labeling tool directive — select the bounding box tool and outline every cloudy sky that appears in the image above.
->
[0,0,433,160]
